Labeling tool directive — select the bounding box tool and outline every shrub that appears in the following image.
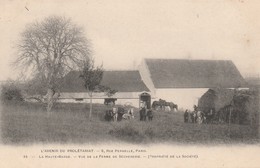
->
[1,82,24,103]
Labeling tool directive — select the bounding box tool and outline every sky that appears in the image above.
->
[0,0,260,81]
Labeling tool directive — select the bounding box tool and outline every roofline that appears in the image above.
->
[144,58,233,62]
[69,70,140,73]
[60,90,150,93]
[153,86,249,89]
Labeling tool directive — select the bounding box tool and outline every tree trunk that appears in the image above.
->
[46,88,55,115]
[89,92,93,120]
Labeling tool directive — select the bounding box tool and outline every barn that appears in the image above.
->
[59,58,247,110]
[139,58,247,110]
[59,70,151,107]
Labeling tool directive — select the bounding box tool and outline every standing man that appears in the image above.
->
[184,110,189,123]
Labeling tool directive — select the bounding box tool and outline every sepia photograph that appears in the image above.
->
[0,0,259,167]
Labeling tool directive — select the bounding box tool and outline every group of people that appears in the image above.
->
[139,107,153,121]
[184,105,214,124]
[104,106,135,122]
[104,105,154,122]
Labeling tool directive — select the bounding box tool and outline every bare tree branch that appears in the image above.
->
[14,15,91,112]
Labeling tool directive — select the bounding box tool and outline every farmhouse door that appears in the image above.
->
[139,92,151,109]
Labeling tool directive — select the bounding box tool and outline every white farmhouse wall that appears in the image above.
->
[155,88,209,110]
[58,98,140,107]
[59,92,148,99]
[58,91,151,107]
[138,59,156,96]
[58,98,89,103]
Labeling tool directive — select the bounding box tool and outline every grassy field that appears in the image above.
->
[0,101,259,145]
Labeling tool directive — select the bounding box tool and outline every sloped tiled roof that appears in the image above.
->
[60,70,150,92]
[145,59,246,88]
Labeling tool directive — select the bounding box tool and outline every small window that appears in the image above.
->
[75,98,83,101]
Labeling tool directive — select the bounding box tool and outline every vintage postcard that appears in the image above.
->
[0,0,259,167]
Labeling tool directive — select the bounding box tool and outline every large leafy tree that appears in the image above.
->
[14,16,90,113]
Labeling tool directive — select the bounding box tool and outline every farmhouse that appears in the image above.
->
[59,70,151,107]
[59,58,246,110]
[139,59,246,110]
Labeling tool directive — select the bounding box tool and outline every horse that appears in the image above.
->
[152,101,160,110]
[152,99,166,110]
[152,99,178,111]
[166,102,178,111]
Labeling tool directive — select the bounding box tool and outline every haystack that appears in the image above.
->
[198,88,235,112]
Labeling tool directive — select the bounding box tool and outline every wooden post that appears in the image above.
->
[89,92,92,120]
[228,106,232,137]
